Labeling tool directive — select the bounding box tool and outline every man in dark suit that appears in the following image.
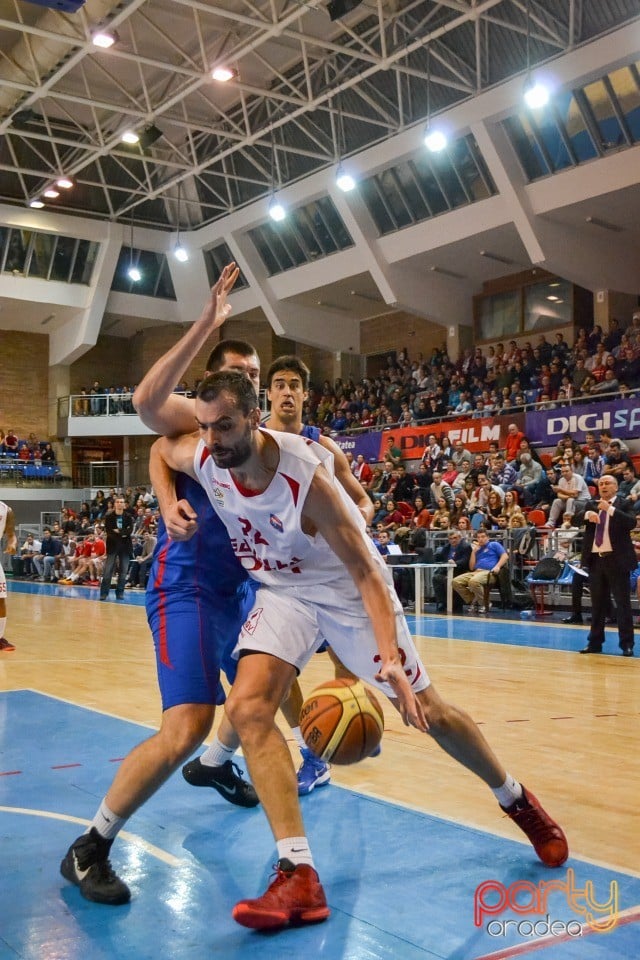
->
[580,475,635,656]
[433,531,471,613]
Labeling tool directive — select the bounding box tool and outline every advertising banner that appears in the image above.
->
[333,413,526,463]
[524,397,640,445]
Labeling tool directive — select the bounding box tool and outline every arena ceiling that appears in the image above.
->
[1,0,639,230]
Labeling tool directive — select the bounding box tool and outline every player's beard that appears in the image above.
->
[210,425,252,469]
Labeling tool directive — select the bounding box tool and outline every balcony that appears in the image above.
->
[57,394,156,438]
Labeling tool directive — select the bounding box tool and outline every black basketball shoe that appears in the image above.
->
[181,758,259,808]
[60,828,131,905]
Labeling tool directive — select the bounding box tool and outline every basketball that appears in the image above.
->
[299,678,384,764]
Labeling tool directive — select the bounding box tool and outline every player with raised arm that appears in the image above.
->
[156,371,568,930]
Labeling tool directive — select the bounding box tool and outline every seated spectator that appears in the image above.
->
[433,530,471,613]
[508,510,527,529]
[41,443,56,464]
[126,530,157,588]
[430,496,452,530]
[32,528,62,581]
[19,533,41,577]
[53,534,76,582]
[618,465,637,500]
[4,429,19,453]
[441,459,459,489]
[449,493,469,528]
[485,490,504,528]
[603,440,633,478]
[504,423,525,463]
[18,444,32,462]
[453,458,472,491]
[378,499,405,535]
[353,454,372,485]
[545,462,590,528]
[457,516,473,534]
[488,453,517,491]
[393,464,417,503]
[429,470,454,510]
[513,451,543,506]
[501,489,520,520]
[452,529,509,614]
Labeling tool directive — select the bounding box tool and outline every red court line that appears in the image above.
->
[50,763,82,769]
[109,757,125,762]
[473,907,640,960]
[0,770,22,776]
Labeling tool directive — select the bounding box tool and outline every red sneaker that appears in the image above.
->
[0,638,16,652]
[502,786,568,867]
[232,859,330,930]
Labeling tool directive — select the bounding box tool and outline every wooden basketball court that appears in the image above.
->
[1,583,639,958]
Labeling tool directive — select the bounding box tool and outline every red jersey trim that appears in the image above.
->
[280,472,301,506]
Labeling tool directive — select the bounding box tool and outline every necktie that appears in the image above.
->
[594,509,607,547]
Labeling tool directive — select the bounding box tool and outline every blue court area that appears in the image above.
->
[1,690,638,960]
[7,579,148,607]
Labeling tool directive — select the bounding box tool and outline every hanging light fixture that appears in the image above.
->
[523,0,550,109]
[335,90,356,191]
[268,130,286,221]
[173,183,189,262]
[424,44,448,153]
[127,212,141,283]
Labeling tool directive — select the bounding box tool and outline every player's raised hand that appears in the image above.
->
[376,659,428,732]
[197,263,239,333]
[165,499,199,541]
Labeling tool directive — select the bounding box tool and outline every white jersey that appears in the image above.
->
[193,429,384,604]
[193,430,429,695]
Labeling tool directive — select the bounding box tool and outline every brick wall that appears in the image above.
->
[0,330,50,439]
[360,311,448,361]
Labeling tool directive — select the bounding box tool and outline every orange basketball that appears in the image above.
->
[299,678,384,765]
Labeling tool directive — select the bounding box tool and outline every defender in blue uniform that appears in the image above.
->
[60,317,263,907]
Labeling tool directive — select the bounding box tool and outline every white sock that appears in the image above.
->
[89,799,126,841]
[493,774,523,808]
[276,836,315,868]
[0,617,6,638]
[200,736,235,768]
[290,726,307,751]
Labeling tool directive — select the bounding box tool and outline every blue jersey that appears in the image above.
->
[146,474,255,710]
[300,424,321,441]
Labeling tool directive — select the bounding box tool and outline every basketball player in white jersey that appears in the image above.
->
[0,500,17,651]
[189,354,367,796]
[154,371,568,931]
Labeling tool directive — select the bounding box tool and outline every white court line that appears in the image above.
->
[0,805,183,866]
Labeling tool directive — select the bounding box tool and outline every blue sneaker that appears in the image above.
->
[297,748,330,796]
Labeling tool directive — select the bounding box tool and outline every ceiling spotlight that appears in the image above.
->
[336,166,356,192]
[269,196,286,222]
[29,199,45,208]
[44,188,60,199]
[92,30,118,49]
[174,245,189,263]
[128,265,142,282]
[524,78,550,110]
[56,177,74,189]
[121,130,140,144]
[424,127,448,153]
[211,66,237,82]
